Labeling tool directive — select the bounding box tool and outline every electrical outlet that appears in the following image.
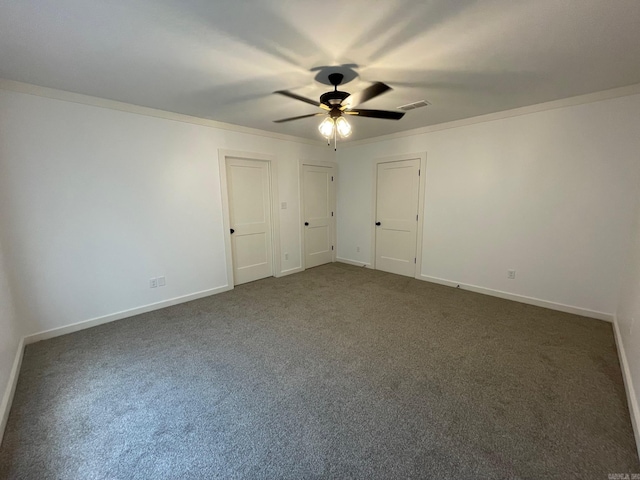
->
[150,278,158,288]
[284,252,289,260]
[356,246,360,253]
[507,270,516,280]
[158,276,166,287]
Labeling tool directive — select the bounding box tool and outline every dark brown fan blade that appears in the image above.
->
[341,82,391,109]
[344,109,405,120]
[274,90,320,107]
[273,113,324,123]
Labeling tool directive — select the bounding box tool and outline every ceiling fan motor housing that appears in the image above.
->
[321,90,350,108]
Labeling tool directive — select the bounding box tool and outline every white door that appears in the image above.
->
[227,157,273,285]
[303,164,335,269]
[375,159,420,277]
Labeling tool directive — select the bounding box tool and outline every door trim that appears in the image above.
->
[218,149,281,286]
[299,159,338,271]
[370,152,427,279]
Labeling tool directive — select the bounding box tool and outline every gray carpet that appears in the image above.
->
[0,263,638,479]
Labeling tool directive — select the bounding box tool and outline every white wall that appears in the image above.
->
[616,187,640,448]
[0,88,332,336]
[0,237,22,436]
[337,94,640,317]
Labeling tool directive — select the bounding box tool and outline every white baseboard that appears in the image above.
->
[613,315,640,460]
[418,274,614,322]
[336,258,372,268]
[278,266,304,277]
[24,284,233,345]
[0,337,25,444]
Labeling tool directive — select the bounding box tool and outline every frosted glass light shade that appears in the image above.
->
[318,117,335,138]
[335,117,352,137]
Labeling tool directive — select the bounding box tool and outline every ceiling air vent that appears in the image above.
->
[398,100,431,111]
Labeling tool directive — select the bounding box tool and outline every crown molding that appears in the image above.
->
[2,78,639,149]
[342,82,640,148]
[0,78,324,147]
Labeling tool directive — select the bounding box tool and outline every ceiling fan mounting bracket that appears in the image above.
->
[328,73,344,87]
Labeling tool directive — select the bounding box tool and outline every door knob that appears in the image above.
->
[304,222,309,226]
[230,228,235,234]
[375,222,381,226]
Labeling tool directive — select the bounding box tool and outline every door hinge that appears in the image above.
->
[416,214,418,221]
[332,246,334,251]
[414,258,417,264]
[331,211,334,216]
[331,176,334,181]
[418,169,421,176]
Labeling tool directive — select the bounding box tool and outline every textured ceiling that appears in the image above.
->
[1,0,640,141]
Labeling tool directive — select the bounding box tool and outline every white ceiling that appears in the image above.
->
[1,0,640,142]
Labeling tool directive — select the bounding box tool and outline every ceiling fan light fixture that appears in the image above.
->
[318,117,335,138]
[335,116,352,138]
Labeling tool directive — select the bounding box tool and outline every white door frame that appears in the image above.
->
[218,149,281,287]
[370,152,427,279]
[299,159,338,271]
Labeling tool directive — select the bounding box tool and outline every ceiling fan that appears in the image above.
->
[273,73,405,148]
